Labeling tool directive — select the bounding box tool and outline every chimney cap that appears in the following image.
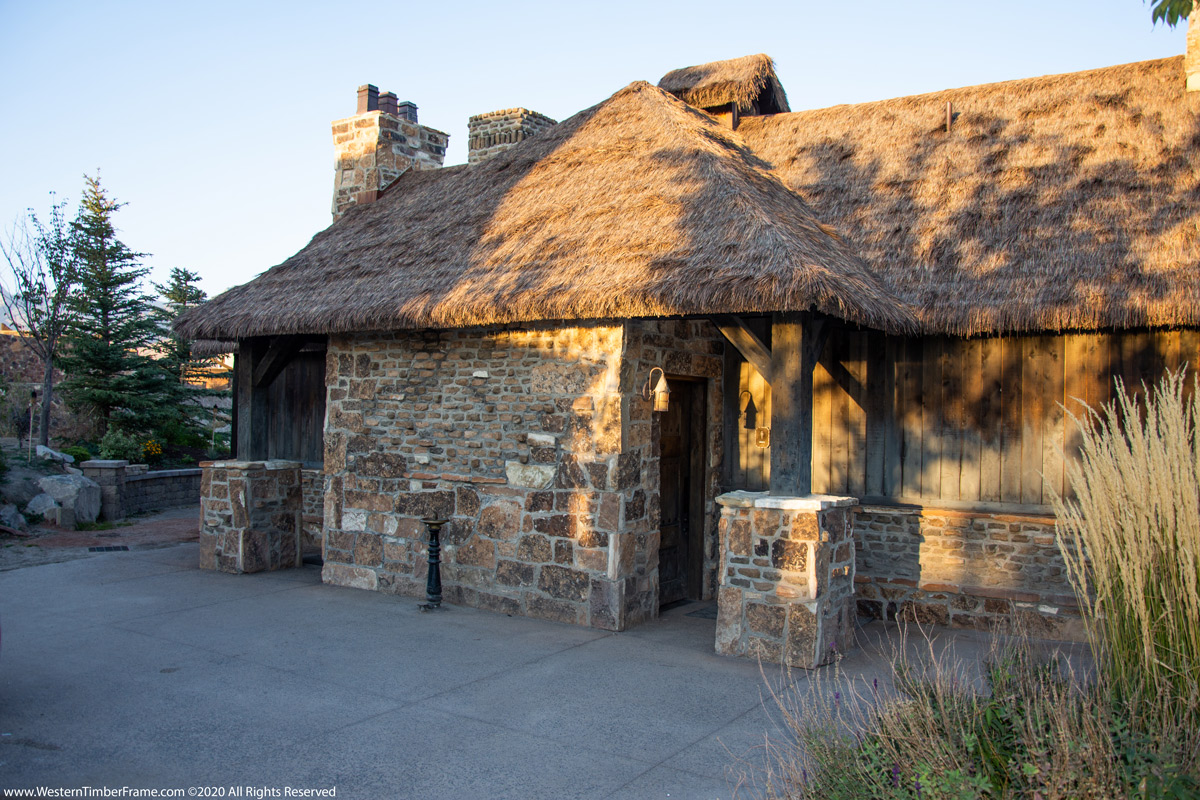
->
[356,84,380,114]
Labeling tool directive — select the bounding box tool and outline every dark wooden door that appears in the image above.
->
[658,379,706,607]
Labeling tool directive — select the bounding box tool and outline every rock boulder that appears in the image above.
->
[37,474,101,523]
[0,503,27,531]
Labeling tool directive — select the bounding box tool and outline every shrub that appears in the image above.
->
[97,427,142,462]
[60,445,92,464]
[758,633,1196,800]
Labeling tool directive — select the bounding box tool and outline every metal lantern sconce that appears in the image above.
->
[642,367,670,413]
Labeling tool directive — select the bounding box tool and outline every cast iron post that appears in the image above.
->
[419,517,448,610]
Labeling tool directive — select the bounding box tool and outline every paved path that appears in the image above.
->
[0,543,1058,798]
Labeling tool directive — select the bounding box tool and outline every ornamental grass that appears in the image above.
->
[750,371,1200,799]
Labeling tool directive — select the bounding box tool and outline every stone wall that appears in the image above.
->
[852,505,1084,640]
[319,319,725,630]
[715,493,857,668]
[200,460,302,573]
[80,460,201,520]
[467,108,556,165]
[622,320,725,602]
[123,469,203,516]
[300,468,324,555]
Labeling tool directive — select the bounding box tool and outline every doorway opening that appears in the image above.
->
[657,376,708,611]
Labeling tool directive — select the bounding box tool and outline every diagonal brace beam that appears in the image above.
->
[713,315,773,380]
[252,335,308,388]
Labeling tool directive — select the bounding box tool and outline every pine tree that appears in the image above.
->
[58,175,169,436]
[152,267,225,444]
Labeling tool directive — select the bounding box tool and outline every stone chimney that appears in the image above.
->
[1188,7,1200,92]
[467,108,557,165]
[331,84,450,220]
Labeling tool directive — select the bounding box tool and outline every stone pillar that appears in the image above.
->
[714,491,857,669]
[80,460,128,521]
[200,460,302,574]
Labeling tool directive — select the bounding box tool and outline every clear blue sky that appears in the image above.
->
[0,1,1187,299]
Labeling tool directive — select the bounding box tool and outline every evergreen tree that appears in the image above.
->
[58,175,169,436]
[152,267,224,444]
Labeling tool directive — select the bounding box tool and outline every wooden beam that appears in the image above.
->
[713,315,772,381]
[721,341,741,489]
[236,338,271,460]
[252,335,308,388]
[769,312,825,496]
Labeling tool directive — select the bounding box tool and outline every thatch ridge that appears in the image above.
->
[658,54,790,113]
[178,80,911,340]
[737,56,1200,336]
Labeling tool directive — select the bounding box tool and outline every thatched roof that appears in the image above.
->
[657,54,790,114]
[191,339,237,357]
[738,56,1200,336]
[177,81,911,340]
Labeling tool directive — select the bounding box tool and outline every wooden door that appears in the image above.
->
[658,379,706,607]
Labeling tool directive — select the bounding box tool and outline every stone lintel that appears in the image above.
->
[208,459,302,471]
[716,491,856,511]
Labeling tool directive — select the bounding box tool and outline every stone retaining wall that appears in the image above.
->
[80,460,202,520]
[852,505,1084,640]
[124,469,203,516]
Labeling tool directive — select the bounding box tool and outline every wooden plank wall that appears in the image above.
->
[732,327,1200,509]
[265,349,326,466]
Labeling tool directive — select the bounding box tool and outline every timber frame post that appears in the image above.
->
[769,311,826,496]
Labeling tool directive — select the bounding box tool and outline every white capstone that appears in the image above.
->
[505,461,556,489]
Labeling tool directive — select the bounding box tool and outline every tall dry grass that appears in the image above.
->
[747,371,1200,799]
[1052,370,1200,770]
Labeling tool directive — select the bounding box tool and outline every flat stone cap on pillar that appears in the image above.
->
[80,460,130,468]
[205,459,303,471]
[715,490,856,511]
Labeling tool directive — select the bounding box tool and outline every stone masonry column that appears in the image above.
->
[200,460,303,573]
[80,460,128,521]
[714,491,857,668]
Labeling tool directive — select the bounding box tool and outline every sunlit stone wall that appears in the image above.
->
[317,320,726,631]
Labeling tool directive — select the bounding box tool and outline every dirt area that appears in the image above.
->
[0,505,199,571]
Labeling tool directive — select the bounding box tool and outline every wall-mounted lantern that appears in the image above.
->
[642,367,670,413]
[739,390,757,430]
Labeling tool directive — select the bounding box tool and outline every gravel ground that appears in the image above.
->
[0,505,199,572]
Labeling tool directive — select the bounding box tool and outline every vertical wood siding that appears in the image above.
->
[732,327,1199,509]
[265,350,327,466]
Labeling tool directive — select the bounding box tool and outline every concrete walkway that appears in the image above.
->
[0,544,1033,798]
